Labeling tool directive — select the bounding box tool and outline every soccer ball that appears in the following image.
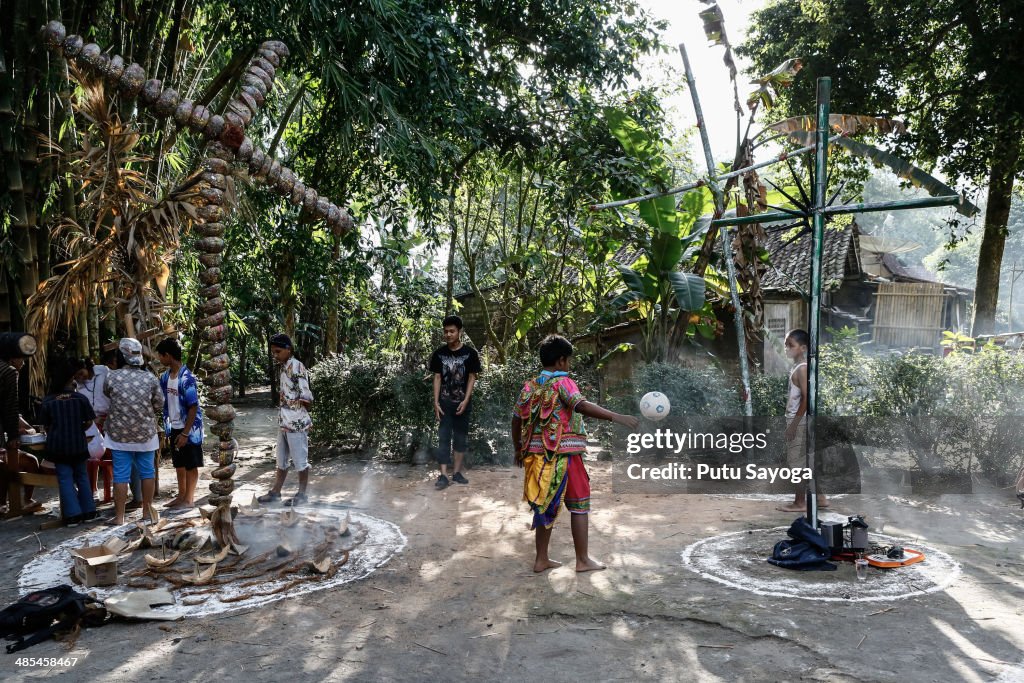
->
[640,391,670,421]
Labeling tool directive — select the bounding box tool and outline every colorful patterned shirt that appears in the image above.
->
[160,365,204,445]
[279,357,313,432]
[103,367,163,450]
[515,371,588,455]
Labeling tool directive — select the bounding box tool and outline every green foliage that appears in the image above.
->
[604,110,717,362]
[612,362,742,418]
[750,373,788,417]
[309,352,434,460]
[738,0,1024,333]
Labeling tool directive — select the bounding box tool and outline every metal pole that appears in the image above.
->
[822,195,963,216]
[680,43,753,417]
[806,77,831,527]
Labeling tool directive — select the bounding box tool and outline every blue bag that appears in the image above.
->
[767,516,837,571]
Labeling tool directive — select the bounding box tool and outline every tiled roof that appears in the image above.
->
[760,223,856,293]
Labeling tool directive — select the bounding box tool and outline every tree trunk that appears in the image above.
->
[971,141,1022,336]
[276,250,297,339]
[238,339,247,398]
[88,293,100,359]
[445,183,458,314]
[324,232,341,355]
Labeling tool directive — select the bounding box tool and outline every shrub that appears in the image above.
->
[613,362,743,417]
[309,352,433,460]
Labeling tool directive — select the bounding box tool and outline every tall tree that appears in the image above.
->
[737,0,1024,335]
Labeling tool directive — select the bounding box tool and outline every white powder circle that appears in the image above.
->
[681,525,960,602]
[19,510,405,617]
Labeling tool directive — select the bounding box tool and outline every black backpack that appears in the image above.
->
[0,585,108,653]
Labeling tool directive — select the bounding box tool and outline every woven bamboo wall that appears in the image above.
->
[872,282,946,348]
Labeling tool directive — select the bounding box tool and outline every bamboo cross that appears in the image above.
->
[41,21,352,548]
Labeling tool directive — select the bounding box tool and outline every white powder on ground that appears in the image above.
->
[681,524,961,602]
[18,510,405,618]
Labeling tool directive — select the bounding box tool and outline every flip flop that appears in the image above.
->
[21,501,44,514]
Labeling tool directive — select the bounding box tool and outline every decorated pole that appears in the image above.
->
[40,21,353,550]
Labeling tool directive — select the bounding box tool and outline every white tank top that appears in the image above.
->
[786,362,806,419]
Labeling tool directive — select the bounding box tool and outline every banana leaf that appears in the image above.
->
[747,58,803,111]
[668,272,706,312]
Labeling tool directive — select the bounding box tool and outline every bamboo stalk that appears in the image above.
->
[680,43,752,417]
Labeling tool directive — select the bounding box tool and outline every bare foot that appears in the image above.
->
[21,499,43,514]
[817,499,830,509]
[533,559,562,573]
[163,498,184,508]
[776,503,805,512]
[576,558,606,573]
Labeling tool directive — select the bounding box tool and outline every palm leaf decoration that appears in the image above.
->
[767,114,906,136]
[26,69,199,393]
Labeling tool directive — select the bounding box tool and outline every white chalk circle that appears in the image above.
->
[681,526,961,602]
[19,509,405,618]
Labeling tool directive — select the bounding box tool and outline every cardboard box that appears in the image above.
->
[70,538,126,587]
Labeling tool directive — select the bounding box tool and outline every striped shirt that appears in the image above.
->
[39,391,95,462]
[0,361,19,443]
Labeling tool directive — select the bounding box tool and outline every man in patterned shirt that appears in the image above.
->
[104,338,164,525]
[258,333,314,506]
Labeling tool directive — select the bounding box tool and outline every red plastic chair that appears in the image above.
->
[87,453,114,504]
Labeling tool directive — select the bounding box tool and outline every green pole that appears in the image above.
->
[679,43,753,417]
[806,77,831,526]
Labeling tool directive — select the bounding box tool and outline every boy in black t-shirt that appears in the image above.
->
[428,315,481,489]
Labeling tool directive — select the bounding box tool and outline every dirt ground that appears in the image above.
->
[2,395,1023,682]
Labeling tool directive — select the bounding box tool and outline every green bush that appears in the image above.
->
[613,362,743,417]
[308,338,1024,482]
[750,373,787,416]
[309,352,433,460]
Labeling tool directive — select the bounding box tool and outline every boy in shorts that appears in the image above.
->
[156,338,204,509]
[258,333,313,506]
[512,335,639,572]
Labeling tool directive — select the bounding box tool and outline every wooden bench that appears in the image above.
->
[3,470,66,529]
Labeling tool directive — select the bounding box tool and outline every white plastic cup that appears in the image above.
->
[855,558,869,581]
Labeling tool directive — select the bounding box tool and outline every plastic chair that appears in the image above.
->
[87,454,114,504]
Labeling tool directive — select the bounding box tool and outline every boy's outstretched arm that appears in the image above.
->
[576,401,640,430]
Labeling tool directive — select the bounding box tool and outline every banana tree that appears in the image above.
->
[605,108,713,362]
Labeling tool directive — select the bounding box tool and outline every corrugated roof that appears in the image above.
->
[761,223,856,293]
[880,253,974,293]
